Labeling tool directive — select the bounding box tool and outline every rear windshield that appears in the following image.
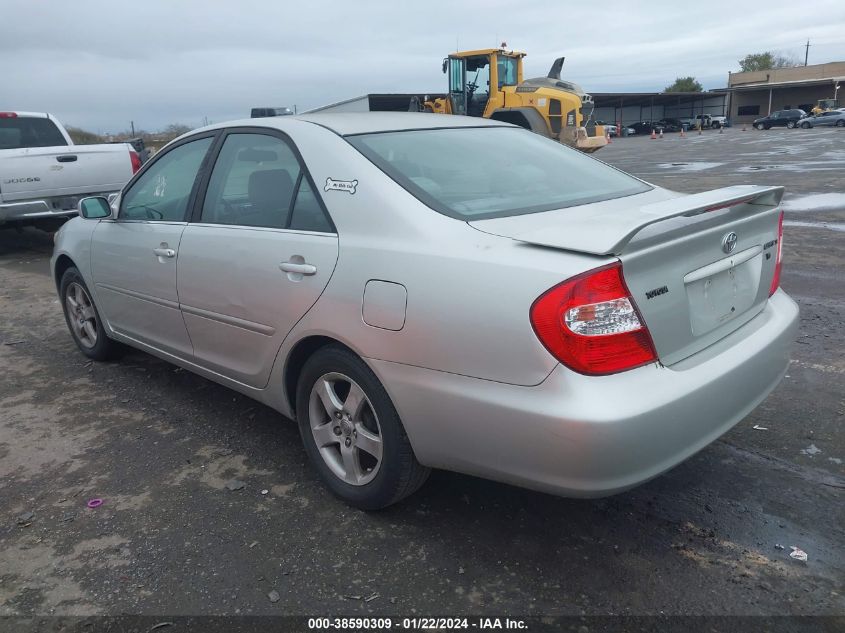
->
[347,127,650,220]
[0,117,68,150]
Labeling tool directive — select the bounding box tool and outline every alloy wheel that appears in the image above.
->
[308,372,383,485]
[65,282,98,349]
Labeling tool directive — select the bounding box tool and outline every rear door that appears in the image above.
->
[177,129,338,388]
[90,134,215,357]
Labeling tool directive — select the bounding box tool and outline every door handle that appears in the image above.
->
[57,155,78,163]
[279,261,317,275]
[153,247,176,258]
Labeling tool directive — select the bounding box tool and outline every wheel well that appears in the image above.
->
[489,110,531,130]
[53,254,76,292]
[284,335,353,412]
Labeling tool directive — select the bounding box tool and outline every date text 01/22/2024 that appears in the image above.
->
[307,617,528,630]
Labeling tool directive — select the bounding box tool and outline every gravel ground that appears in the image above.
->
[0,125,842,620]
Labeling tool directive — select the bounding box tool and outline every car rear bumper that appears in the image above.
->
[370,290,799,497]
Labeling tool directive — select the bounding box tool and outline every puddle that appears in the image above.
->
[782,193,845,212]
[656,162,723,172]
[784,221,845,233]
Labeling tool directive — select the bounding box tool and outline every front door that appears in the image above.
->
[177,130,339,388]
[90,135,214,357]
[448,57,467,116]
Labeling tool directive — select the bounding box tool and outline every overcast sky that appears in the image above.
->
[3,0,843,133]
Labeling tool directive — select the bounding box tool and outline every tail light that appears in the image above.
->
[129,150,141,174]
[768,210,784,296]
[530,262,657,376]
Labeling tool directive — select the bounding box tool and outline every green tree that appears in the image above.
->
[664,76,703,93]
[738,52,798,72]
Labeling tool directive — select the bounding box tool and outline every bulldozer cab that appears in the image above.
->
[442,49,523,118]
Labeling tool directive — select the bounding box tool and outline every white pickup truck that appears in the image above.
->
[689,114,728,130]
[0,111,139,229]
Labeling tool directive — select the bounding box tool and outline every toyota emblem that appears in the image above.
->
[722,232,738,254]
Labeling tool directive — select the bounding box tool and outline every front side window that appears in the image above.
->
[121,136,212,221]
[348,127,650,220]
[201,133,332,232]
[497,56,518,88]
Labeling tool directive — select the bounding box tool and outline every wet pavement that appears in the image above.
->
[0,126,842,619]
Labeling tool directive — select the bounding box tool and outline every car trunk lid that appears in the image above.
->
[470,185,784,366]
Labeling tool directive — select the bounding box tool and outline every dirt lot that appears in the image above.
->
[0,126,843,620]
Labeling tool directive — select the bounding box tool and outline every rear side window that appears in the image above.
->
[0,117,67,150]
[121,136,212,221]
[348,127,650,220]
[201,132,332,232]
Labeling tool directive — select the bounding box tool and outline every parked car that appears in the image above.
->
[595,121,634,137]
[689,114,728,130]
[628,121,663,135]
[753,109,807,130]
[798,110,845,128]
[0,111,140,230]
[657,118,684,132]
[655,119,682,133]
[52,113,797,509]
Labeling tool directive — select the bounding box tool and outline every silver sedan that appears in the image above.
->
[51,113,798,509]
[799,110,845,128]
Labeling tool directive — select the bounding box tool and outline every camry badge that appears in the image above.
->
[722,232,738,254]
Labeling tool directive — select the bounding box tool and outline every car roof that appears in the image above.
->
[192,112,510,138]
[296,112,510,135]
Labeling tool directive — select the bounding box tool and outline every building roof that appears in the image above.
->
[591,91,727,108]
[729,77,844,91]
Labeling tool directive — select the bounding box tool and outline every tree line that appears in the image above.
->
[662,51,801,94]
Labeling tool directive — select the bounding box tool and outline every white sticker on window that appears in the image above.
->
[325,178,358,194]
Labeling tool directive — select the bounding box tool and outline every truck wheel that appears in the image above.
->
[60,267,121,361]
[296,345,430,510]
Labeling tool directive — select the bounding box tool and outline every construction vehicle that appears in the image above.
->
[422,46,606,152]
[810,98,840,115]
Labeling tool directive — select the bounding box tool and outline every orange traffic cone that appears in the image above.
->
[659,129,664,139]
[650,129,657,139]
[606,130,612,144]
[680,127,686,138]
[698,126,702,135]
[719,126,724,134]
[742,123,747,131]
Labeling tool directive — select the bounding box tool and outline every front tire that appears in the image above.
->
[295,345,430,510]
[59,267,120,361]
[801,121,811,129]
[837,120,845,127]
[755,123,765,130]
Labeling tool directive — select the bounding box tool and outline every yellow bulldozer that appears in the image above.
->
[421,46,607,152]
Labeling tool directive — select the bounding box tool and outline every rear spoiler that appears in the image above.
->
[503,185,784,256]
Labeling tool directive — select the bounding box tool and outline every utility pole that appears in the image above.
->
[130,121,135,136]
[804,39,810,66]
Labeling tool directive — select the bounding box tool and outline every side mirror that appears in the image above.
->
[442,58,448,74]
[78,196,111,219]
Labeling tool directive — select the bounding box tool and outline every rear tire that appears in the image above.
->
[59,267,121,361]
[801,121,811,129]
[755,123,765,130]
[295,345,430,510]
[786,121,796,129]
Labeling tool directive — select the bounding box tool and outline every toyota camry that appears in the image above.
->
[51,113,798,509]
